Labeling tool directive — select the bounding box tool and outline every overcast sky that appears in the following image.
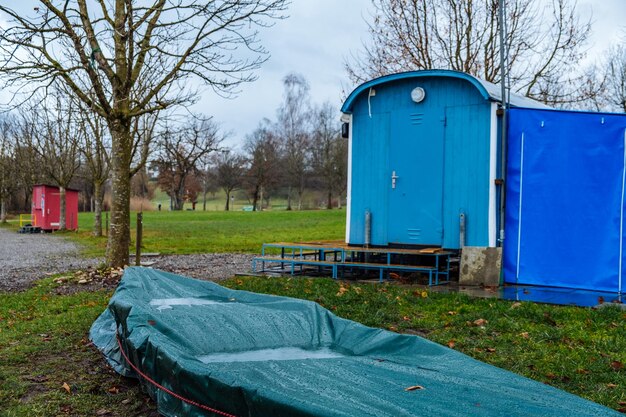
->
[1,1,625,149]
[199,0,626,149]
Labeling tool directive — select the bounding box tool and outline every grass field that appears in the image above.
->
[72,209,346,257]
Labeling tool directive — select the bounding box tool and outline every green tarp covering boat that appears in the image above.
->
[90,267,620,417]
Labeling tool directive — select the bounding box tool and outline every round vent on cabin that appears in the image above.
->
[411,87,426,103]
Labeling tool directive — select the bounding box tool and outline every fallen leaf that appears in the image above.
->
[576,369,590,375]
[611,361,623,371]
[447,311,457,315]
[486,347,496,353]
[420,291,428,298]
[545,373,556,380]
[336,286,348,297]
[62,382,71,394]
[402,316,411,321]
[405,385,424,391]
[510,302,522,309]
[606,383,617,388]
[353,286,362,294]
[619,401,626,406]
[519,332,530,339]
[108,386,120,394]
[388,325,398,332]
[96,409,111,416]
[447,340,456,349]
[473,318,488,327]
[121,398,133,405]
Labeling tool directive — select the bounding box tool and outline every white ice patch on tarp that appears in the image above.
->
[149,298,227,311]
[198,347,346,363]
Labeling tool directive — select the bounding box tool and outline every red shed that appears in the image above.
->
[32,185,79,231]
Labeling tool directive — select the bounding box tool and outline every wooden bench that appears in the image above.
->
[252,257,440,284]
[253,257,339,278]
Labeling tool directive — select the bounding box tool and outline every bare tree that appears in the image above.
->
[244,120,281,211]
[0,0,287,266]
[25,91,82,231]
[310,102,348,209]
[0,117,14,223]
[276,73,311,210]
[347,0,592,106]
[77,104,110,237]
[215,151,246,211]
[154,117,223,210]
[197,161,219,211]
[603,44,626,113]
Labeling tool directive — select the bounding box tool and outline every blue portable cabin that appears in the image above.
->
[340,70,548,250]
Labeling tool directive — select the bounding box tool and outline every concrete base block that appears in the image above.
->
[460,246,502,287]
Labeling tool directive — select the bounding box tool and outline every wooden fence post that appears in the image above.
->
[135,212,143,266]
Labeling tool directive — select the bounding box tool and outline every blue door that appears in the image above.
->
[387,108,445,245]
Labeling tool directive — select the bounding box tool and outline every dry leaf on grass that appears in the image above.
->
[447,340,456,349]
[62,382,71,394]
[336,286,348,297]
[473,318,488,327]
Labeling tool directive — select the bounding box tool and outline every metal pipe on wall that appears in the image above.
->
[459,213,466,248]
[498,0,508,247]
[364,210,371,248]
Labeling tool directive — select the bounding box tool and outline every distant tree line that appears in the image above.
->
[0,72,347,237]
[153,72,348,212]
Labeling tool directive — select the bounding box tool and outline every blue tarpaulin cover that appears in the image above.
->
[504,108,626,293]
[90,268,620,416]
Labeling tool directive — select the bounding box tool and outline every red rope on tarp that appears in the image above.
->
[116,333,238,417]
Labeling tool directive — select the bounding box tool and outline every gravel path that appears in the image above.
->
[0,227,255,292]
[0,227,102,292]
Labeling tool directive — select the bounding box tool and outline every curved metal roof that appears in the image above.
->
[340,69,550,113]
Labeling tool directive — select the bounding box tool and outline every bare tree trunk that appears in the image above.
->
[252,185,259,211]
[0,198,6,223]
[106,121,132,268]
[174,183,186,210]
[58,186,66,231]
[327,191,332,209]
[286,186,292,210]
[259,186,264,211]
[225,191,230,211]
[297,188,303,210]
[203,190,208,211]
[337,195,342,209]
[93,181,104,237]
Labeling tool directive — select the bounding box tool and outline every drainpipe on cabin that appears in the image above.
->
[498,0,508,247]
